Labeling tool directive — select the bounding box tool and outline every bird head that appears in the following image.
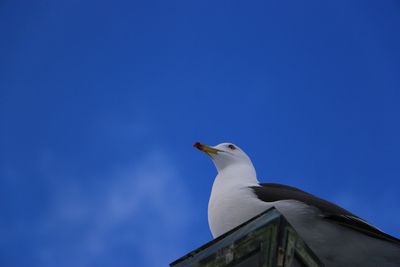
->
[193,142,253,172]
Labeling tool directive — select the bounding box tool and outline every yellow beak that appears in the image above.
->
[193,142,221,154]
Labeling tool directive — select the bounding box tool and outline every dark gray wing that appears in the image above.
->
[250,183,400,245]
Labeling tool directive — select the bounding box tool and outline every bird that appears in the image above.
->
[193,142,400,267]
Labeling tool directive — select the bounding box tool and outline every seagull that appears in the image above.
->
[194,142,400,267]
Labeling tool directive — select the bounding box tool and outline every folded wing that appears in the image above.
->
[250,183,400,245]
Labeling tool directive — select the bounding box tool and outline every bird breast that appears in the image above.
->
[207,180,270,238]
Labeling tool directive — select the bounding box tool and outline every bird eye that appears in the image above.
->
[228,144,236,150]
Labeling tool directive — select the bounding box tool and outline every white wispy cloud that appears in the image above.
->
[34,149,195,267]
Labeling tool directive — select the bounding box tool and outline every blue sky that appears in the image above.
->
[1,0,400,266]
